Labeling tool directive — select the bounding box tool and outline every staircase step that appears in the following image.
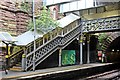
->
[10,66,22,71]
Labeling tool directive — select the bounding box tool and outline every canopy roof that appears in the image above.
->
[57,13,80,28]
[0,41,7,47]
[0,32,16,42]
[15,31,43,46]
[0,14,80,47]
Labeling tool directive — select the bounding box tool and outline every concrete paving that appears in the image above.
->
[1,63,112,80]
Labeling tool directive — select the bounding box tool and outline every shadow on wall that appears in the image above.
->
[106,52,120,63]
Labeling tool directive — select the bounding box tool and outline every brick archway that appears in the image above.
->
[101,32,120,53]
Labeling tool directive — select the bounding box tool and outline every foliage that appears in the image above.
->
[97,33,107,50]
[98,33,107,43]
[28,7,59,34]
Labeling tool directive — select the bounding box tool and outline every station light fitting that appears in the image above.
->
[117,50,119,52]
[112,49,114,52]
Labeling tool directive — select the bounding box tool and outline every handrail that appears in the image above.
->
[26,23,80,57]
[82,15,120,22]
[82,16,120,33]
[10,15,120,70]
[26,15,120,70]
[9,49,23,58]
[26,22,81,70]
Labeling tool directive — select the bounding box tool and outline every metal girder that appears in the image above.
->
[82,16,120,33]
[46,0,80,7]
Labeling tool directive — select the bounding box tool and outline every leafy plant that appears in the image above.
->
[28,6,59,34]
[97,33,107,50]
[98,33,107,43]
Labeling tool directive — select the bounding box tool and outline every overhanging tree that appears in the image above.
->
[28,7,59,34]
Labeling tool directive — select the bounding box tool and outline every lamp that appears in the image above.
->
[112,49,114,52]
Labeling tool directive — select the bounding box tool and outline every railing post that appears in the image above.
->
[56,27,59,36]
[22,48,26,71]
[59,48,62,67]
[22,54,26,71]
[50,32,52,40]
[43,37,45,44]
[5,44,9,70]
[61,29,64,36]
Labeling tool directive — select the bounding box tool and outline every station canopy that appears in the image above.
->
[0,32,16,42]
[15,31,43,46]
[57,13,80,28]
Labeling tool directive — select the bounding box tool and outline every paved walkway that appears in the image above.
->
[1,63,112,79]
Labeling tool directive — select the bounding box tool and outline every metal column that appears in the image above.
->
[80,35,83,64]
[59,48,62,67]
[32,0,36,71]
[22,47,26,71]
[5,44,9,70]
[87,35,90,64]
[2,41,9,74]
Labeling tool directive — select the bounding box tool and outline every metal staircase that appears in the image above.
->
[9,49,23,71]
[9,15,120,71]
[26,23,81,70]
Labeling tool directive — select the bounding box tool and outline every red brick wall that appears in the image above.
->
[16,11,30,35]
[0,1,31,36]
[49,5,59,20]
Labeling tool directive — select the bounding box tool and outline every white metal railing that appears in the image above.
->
[25,20,81,70]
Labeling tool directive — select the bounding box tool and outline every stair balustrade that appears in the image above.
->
[25,22,81,70]
[82,16,120,33]
[9,16,120,71]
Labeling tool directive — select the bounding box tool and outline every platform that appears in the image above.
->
[0,63,115,80]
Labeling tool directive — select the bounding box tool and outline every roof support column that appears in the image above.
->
[2,41,9,74]
[80,35,83,64]
[59,48,62,67]
[22,47,27,71]
[87,34,90,64]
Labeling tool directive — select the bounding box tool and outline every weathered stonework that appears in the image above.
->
[0,1,31,36]
[16,11,30,35]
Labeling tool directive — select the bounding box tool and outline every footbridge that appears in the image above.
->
[6,3,120,71]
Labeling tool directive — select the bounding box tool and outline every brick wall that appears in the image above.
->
[16,11,30,35]
[49,5,60,20]
[0,9,17,35]
[0,1,31,36]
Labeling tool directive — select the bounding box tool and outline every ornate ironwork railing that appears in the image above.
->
[10,16,120,71]
[26,23,81,70]
[82,16,120,33]
[25,16,120,70]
